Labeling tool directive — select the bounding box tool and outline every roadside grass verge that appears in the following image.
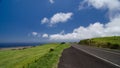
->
[0,43,69,68]
[28,43,70,68]
[79,36,120,49]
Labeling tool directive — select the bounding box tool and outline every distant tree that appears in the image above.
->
[61,42,65,44]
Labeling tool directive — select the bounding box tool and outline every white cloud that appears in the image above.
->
[49,0,54,4]
[50,12,73,24]
[42,34,49,38]
[85,0,120,9]
[41,17,49,24]
[32,32,38,36]
[79,0,120,19]
[48,16,120,42]
[45,0,120,42]
[60,30,65,35]
[41,12,73,26]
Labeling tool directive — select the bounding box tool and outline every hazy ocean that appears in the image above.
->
[0,43,44,48]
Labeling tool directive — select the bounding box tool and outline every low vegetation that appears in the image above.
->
[28,43,69,68]
[79,36,120,49]
[0,43,70,68]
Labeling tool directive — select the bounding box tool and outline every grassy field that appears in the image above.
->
[0,43,70,68]
[79,36,120,49]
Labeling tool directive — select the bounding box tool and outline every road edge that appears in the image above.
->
[72,45,120,68]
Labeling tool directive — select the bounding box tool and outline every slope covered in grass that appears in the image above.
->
[28,43,69,68]
[0,43,70,68]
[79,36,120,49]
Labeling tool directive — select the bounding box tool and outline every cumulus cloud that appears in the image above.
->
[41,12,73,26]
[42,34,49,38]
[49,0,54,4]
[50,12,73,24]
[79,0,120,19]
[46,0,120,42]
[49,16,120,42]
[32,32,38,36]
[41,17,49,24]
[87,0,120,10]
[79,0,120,10]
[28,32,41,38]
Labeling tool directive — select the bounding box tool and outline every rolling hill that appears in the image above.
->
[79,36,120,49]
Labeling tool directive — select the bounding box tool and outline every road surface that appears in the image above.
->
[58,44,120,68]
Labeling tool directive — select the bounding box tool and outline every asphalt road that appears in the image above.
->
[58,44,120,68]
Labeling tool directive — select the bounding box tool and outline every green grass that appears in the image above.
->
[79,36,120,49]
[28,43,69,68]
[0,43,70,68]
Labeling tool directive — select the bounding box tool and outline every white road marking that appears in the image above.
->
[73,46,120,68]
[79,45,120,55]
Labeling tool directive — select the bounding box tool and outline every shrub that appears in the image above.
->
[106,42,111,48]
[107,42,111,45]
[22,47,27,50]
[49,48,54,52]
[110,44,119,49]
[35,60,37,62]
[79,39,89,45]
[61,42,66,44]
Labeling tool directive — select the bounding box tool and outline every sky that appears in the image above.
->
[0,0,120,43]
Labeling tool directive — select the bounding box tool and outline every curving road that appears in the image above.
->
[58,44,120,68]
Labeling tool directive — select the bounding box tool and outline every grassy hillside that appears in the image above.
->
[0,43,70,68]
[79,36,120,49]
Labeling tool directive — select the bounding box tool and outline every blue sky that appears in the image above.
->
[0,0,120,43]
